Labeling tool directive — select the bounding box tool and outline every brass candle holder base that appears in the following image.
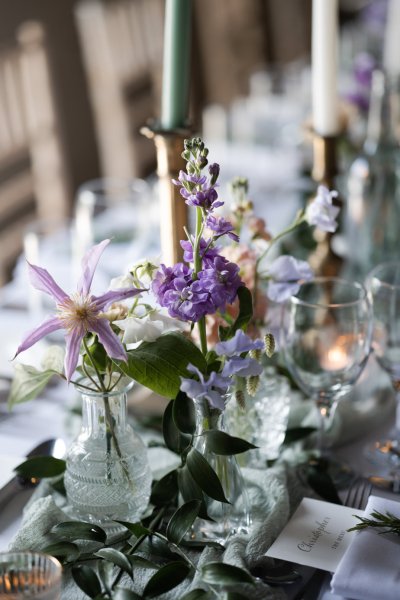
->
[309,132,343,277]
[141,123,190,265]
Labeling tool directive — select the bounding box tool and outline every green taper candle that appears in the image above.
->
[161,0,192,130]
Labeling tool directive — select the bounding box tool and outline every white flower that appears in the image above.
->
[305,185,340,233]
[109,274,135,290]
[116,309,187,348]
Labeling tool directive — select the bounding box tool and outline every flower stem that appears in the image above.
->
[193,206,208,356]
[255,212,305,269]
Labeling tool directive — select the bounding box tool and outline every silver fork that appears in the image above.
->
[343,476,372,510]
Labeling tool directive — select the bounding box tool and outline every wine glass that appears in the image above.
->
[281,277,372,473]
[365,262,400,464]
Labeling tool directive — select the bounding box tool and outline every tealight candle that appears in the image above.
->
[0,552,62,599]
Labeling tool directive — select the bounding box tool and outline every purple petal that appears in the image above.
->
[268,255,313,282]
[89,319,127,361]
[267,281,302,303]
[222,357,263,377]
[215,329,264,357]
[28,263,68,303]
[78,239,110,296]
[15,316,62,357]
[93,287,145,311]
[65,328,83,381]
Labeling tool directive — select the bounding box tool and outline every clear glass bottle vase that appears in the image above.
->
[345,69,400,278]
[64,379,152,528]
[190,398,251,543]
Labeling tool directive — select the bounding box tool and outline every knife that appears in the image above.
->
[0,438,66,512]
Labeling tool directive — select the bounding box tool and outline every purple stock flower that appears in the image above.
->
[152,263,192,303]
[180,185,223,211]
[180,364,230,410]
[215,329,264,357]
[206,214,239,242]
[197,256,243,311]
[180,238,220,265]
[266,255,313,302]
[14,239,144,381]
[305,185,340,233]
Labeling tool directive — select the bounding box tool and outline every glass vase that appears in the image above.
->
[64,379,152,529]
[190,397,251,543]
[225,367,291,467]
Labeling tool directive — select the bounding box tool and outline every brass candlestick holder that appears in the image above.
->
[309,133,343,277]
[141,124,190,265]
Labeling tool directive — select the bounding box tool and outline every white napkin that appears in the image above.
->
[331,495,400,600]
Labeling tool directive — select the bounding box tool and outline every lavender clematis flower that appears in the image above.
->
[180,364,230,410]
[14,239,144,381]
[305,185,340,233]
[215,329,264,357]
[267,255,313,302]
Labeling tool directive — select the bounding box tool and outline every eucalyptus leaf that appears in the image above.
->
[142,561,191,598]
[14,456,66,479]
[204,430,257,455]
[163,401,190,454]
[173,391,196,434]
[180,590,211,600]
[95,548,133,578]
[283,427,317,444]
[201,563,254,586]
[118,333,207,397]
[51,521,107,543]
[166,500,202,545]
[186,448,229,504]
[40,541,79,561]
[72,565,102,598]
[112,589,142,600]
[8,364,58,408]
[127,555,158,570]
[150,469,178,507]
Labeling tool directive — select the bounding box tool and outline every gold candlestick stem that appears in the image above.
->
[141,125,189,265]
[310,133,342,276]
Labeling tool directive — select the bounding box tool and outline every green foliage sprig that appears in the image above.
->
[348,510,400,536]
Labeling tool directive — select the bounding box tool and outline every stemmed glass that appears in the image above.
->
[281,277,372,471]
[365,262,400,463]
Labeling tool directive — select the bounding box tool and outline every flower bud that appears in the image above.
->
[249,348,262,361]
[246,375,260,396]
[264,333,275,357]
[235,388,246,410]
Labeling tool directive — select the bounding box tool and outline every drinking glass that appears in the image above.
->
[74,177,159,278]
[365,262,400,461]
[0,552,62,599]
[282,277,372,463]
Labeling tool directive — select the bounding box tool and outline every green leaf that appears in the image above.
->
[283,427,317,444]
[173,391,196,434]
[40,345,65,372]
[84,337,108,372]
[163,400,190,454]
[14,456,66,479]
[142,561,191,598]
[115,521,151,538]
[95,548,133,578]
[150,469,178,506]
[186,448,229,504]
[180,590,211,600]
[177,466,210,521]
[204,430,257,455]
[306,461,342,504]
[219,287,253,341]
[166,500,202,545]
[119,332,207,397]
[72,565,102,598]
[223,593,251,600]
[201,563,254,586]
[8,364,58,408]
[127,555,158,570]
[40,541,79,560]
[112,589,142,600]
[51,521,107,543]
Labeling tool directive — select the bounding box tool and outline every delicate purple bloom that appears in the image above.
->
[208,163,220,185]
[172,171,207,189]
[215,329,264,357]
[206,214,239,242]
[151,263,192,304]
[305,185,340,233]
[180,364,230,410]
[180,238,220,265]
[353,52,376,87]
[267,255,313,302]
[180,185,223,211]
[15,239,143,381]
[162,278,214,322]
[197,256,243,312]
[222,356,263,378]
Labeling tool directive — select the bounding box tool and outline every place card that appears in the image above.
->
[266,497,364,572]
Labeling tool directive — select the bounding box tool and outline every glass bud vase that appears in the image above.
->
[225,367,291,467]
[64,379,152,529]
[190,397,251,544]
